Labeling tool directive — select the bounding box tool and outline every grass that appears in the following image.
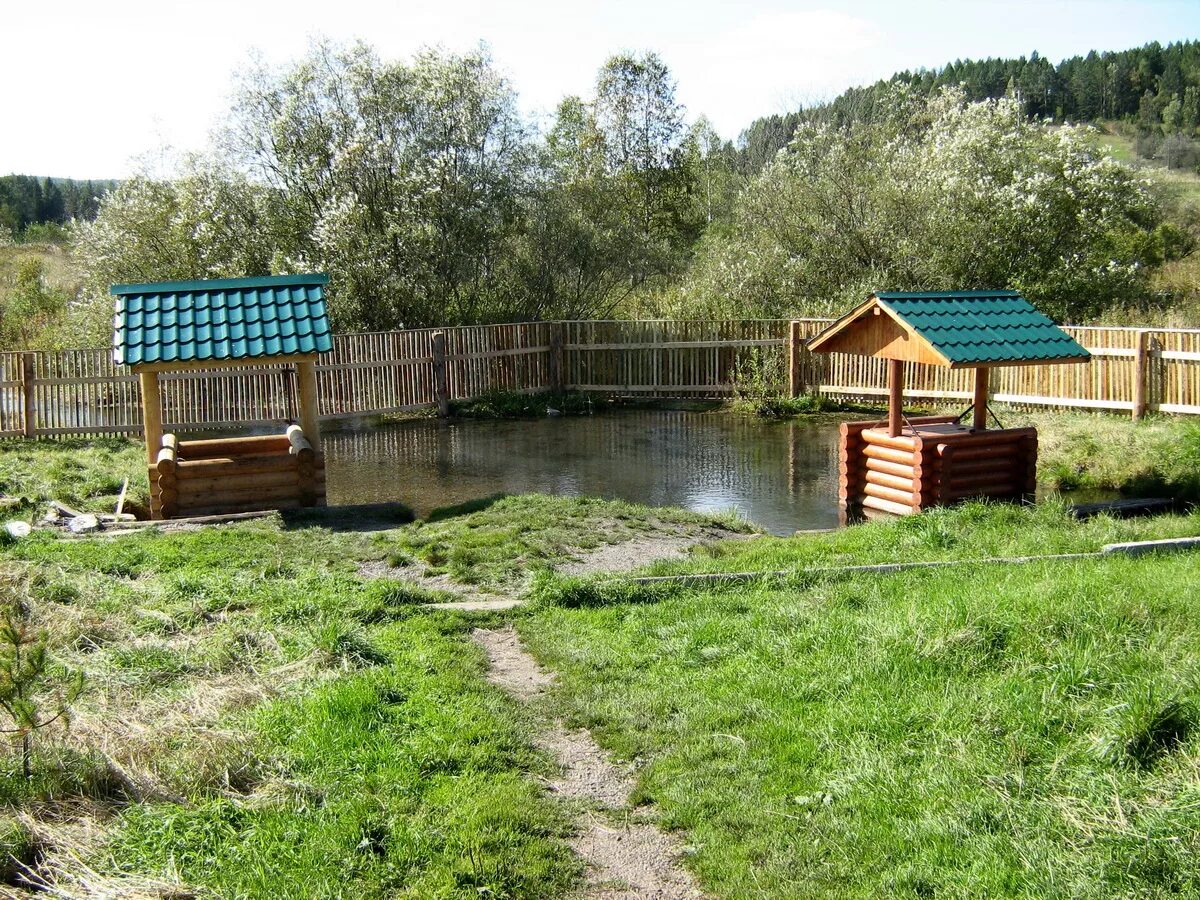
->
[520,502,1200,898]
[0,518,582,896]
[0,438,148,515]
[1015,410,1200,501]
[0,244,80,301]
[0,449,749,895]
[382,493,754,590]
[0,415,1195,895]
[104,615,577,899]
[450,389,609,418]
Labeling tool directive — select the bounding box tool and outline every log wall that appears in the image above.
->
[840,419,1038,516]
[149,429,326,520]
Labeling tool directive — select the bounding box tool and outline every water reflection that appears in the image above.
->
[322,411,841,536]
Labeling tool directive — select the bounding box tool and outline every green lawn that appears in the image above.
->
[0,431,1196,896]
[521,504,1200,897]
[383,493,753,590]
[105,614,577,898]
[0,521,579,897]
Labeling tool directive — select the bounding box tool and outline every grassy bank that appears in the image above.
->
[521,502,1200,897]
[1021,410,1200,500]
[0,462,746,894]
[0,413,1195,895]
[384,493,753,590]
[0,438,148,515]
[0,521,578,896]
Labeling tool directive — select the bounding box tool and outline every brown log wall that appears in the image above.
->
[839,418,1038,516]
[149,430,326,520]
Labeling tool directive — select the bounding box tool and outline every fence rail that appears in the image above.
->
[3,320,1198,438]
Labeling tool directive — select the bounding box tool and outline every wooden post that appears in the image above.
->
[21,352,36,439]
[787,321,804,398]
[972,366,989,431]
[887,358,904,437]
[549,322,564,394]
[296,360,322,452]
[432,331,450,418]
[1132,329,1149,421]
[139,370,163,464]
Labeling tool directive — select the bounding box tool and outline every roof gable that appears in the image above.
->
[807,290,1090,367]
[112,274,333,367]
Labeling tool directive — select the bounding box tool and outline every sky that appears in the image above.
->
[4,0,1199,179]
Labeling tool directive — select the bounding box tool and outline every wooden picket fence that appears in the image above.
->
[1,320,1197,439]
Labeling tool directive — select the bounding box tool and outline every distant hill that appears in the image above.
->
[737,39,1200,174]
[0,175,119,237]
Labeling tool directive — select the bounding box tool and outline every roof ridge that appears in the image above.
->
[111,273,329,296]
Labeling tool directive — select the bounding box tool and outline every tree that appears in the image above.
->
[2,257,67,348]
[511,95,642,319]
[0,584,83,779]
[223,41,533,329]
[38,179,65,224]
[592,52,699,288]
[673,87,1162,323]
[74,161,281,292]
[683,116,741,229]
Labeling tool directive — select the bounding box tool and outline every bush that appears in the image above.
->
[678,86,1163,322]
[450,390,605,419]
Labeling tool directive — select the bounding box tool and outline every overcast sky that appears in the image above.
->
[5,0,1199,179]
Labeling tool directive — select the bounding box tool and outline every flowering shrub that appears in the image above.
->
[676,87,1178,322]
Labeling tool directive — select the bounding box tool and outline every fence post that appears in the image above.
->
[549,322,564,394]
[787,321,804,398]
[1132,329,1149,421]
[432,331,450,418]
[21,352,36,439]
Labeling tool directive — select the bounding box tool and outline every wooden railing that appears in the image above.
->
[1,320,1197,438]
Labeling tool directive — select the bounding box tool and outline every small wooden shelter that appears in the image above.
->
[808,290,1091,517]
[112,274,333,519]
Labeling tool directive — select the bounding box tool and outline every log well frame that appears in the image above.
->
[812,290,1088,516]
[114,274,333,520]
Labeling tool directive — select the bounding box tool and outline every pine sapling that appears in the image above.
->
[0,588,83,779]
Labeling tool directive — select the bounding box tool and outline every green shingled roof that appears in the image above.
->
[874,291,1089,365]
[809,290,1090,367]
[112,274,333,367]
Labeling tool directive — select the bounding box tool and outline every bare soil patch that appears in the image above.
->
[557,526,741,578]
[472,626,702,899]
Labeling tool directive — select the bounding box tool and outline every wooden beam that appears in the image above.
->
[139,370,163,464]
[973,367,989,431]
[887,358,904,437]
[133,353,319,375]
[548,323,564,393]
[296,360,322,452]
[1132,329,1149,420]
[788,321,804,397]
[21,352,36,438]
[431,331,450,418]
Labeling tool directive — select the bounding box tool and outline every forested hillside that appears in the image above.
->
[740,40,1200,173]
[0,176,116,239]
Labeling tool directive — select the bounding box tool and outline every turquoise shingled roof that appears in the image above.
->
[872,290,1090,365]
[112,274,332,366]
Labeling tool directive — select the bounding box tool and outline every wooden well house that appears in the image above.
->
[112,274,333,520]
[808,290,1091,517]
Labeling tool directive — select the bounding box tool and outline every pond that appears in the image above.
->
[322,410,843,536]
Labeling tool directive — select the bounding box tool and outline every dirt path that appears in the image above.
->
[555,529,732,578]
[473,626,703,899]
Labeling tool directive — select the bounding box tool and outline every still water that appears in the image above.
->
[321,410,843,536]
